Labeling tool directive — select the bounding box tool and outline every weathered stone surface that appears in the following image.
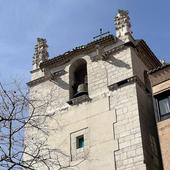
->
[27,10,162,170]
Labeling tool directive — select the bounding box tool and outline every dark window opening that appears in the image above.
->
[156,91,170,121]
[76,135,84,149]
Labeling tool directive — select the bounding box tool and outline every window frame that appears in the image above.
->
[155,90,170,121]
[76,135,84,149]
[70,128,88,161]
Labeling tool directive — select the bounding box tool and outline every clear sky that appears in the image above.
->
[0,0,170,84]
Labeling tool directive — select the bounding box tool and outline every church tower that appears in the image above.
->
[28,10,162,170]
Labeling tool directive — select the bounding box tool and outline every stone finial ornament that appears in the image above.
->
[114,9,132,38]
[32,38,49,70]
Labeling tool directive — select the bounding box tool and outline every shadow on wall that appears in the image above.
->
[51,76,69,90]
[51,55,131,90]
[106,56,131,69]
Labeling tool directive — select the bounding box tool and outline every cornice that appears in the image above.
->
[148,63,170,74]
[30,68,41,74]
[27,76,51,87]
[108,75,150,93]
[27,69,66,87]
[102,44,126,60]
[40,35,117,69]
[101,41,135,60]
[135,40,162,70]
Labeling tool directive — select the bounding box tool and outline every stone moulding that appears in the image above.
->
[27,76,51,87]
[108,76,137,91]
[108,75,149,93]
[135,40,161,69]
[38,37,161,73]
[67,95,91,106]
[28,39,162,89]
[27,69,66,87]
[30,68,41,74]
[51,70,66,79]
[101,44,127,61]
[148,63,170,74]
[90,43,128,62]
[40,35,117,69]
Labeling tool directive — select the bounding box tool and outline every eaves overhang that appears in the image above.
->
[40,35,117,69]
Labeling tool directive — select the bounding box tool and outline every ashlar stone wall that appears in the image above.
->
[28,43,161,170]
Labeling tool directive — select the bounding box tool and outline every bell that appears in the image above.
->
[74,83,88,97]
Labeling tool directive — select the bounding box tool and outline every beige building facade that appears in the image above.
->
[28,10,163,169]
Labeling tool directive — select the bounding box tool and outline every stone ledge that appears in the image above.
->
[108,75,150,94]
[27,76,51,87]
[108,76,137,91]
[67,95,91,106]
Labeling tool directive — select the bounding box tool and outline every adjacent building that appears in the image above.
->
[149,64,170,170]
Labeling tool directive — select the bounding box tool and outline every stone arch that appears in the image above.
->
[69,58,88,99]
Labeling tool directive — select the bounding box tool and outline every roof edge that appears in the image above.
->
[40,34,117,69]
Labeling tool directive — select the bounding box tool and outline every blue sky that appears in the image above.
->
[0,0,170,84]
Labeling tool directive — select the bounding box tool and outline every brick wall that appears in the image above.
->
[158,119,170,170]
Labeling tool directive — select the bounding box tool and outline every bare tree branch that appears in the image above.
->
[0,82,86,170]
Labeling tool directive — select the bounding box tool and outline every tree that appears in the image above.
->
[0,82,85,170]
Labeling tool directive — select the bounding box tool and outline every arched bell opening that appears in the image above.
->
[69,59,88,100]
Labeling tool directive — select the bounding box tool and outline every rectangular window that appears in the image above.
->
[70,128,88,161]
[156,91,170,121]
[76,135,84,149]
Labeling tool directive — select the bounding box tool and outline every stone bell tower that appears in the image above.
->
[28,10,163,170]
